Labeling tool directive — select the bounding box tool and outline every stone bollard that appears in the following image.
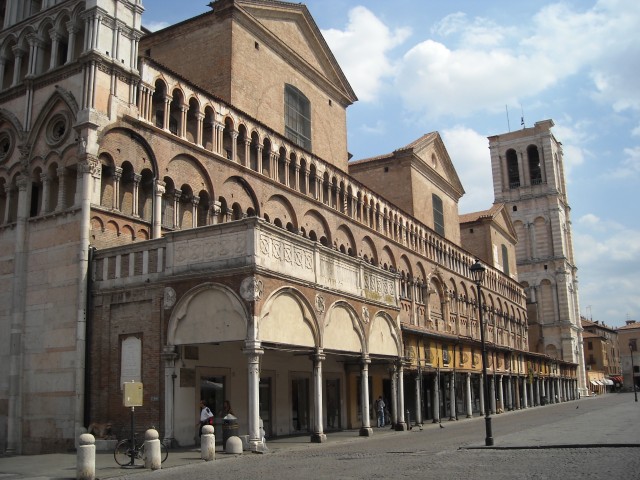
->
[225,436,243,454]
[76,433,95,480]
[200,424,215,461]
[144,428,162,470]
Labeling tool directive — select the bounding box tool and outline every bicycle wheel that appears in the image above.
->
[114,439,135,466]
[160,442,169,463]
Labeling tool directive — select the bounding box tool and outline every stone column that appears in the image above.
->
[523,378,529,408]
[497,375,504,413]
[311,350,326,443]
[3,184,12,223]
[179,104,187,138]
[191,197,200,228]
[66,23,77,64]
[514,376,521,409]
[55,166,67,212]
[230,131,238,163]
[433,374,441,423]
[39,172,50,215]
[244,343,264,451]
[6,173,30,454]
[449,373,456,420]
[465,372,472,418]
[161,346,177,446]
[74,157,98,443]
[359,356,373,437]
[131,173,141,217]
[415,371,422,425]
[196,112,204,147]
[490,375,496,414]
[153,181,165,239]
[112,167,122,211]
[391,364,398,427]
[172,189,181,229]
[11,46,25,86]
[163,96,171,131]
[244,139,251,168]
[304,169,310,196]
[395,362,407,431]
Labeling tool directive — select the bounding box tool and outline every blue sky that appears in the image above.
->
[143,0,639,328]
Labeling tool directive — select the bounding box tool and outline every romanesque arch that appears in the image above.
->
[259,287,318,348]
[323,301,364,353]
[167,283,248,346]
[368,311,400,356]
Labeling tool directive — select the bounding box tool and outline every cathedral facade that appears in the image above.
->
[0,0,578,454]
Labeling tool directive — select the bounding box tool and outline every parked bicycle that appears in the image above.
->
[114,432,168,466]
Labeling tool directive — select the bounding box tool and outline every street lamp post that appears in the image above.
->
[470,259,494,446]
[630,343,638,402]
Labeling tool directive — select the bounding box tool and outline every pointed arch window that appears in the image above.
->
[284,84,311,150]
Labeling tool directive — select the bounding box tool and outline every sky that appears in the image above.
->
[142,0,639,328]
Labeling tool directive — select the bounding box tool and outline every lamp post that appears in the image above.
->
[630,343,638,402]
[470,259,494,446]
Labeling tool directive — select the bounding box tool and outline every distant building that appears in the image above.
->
[616,320,640,391]
[488,121,587,396]
[581,317,622,385]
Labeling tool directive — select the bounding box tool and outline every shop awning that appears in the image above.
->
[603,378,614,386]
[590,380,598,385]
[611,376,623,384]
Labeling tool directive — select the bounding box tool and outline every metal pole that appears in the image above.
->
[631,344,638,402]
[478,283,494,446]
[129,406,135,466]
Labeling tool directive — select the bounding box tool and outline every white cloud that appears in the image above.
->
[604,146,640,179]
[573,221,640,325]
[322,6,411,102]
[389,0,640,120]
[441,126,493,213]
[432,12,515,48]
[143,21,170,32]
[549,120,590,179]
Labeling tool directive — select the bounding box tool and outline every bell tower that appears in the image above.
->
[488,119,587,397]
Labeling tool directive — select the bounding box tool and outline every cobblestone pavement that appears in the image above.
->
[1,392,639,479]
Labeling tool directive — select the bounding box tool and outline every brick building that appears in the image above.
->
[0,0,578,455]
[616,320,640,391]
[581,317,622,391]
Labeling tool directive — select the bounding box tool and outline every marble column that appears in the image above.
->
[359,356,373,437]
[311,350,326,443]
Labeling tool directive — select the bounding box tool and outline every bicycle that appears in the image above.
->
[114,433,169,466]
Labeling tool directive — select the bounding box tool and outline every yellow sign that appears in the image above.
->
[123,381,143,407]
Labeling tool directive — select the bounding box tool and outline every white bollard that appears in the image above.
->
[225,436,243,454]
[144,429,162,470]
[201,424,216,461]
[76,433,95,480]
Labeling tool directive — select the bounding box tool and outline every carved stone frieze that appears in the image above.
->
[163,287,176,309]
[240,276,263,302]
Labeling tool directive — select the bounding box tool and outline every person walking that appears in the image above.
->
[375,396,386,428]
[198,400,214,437]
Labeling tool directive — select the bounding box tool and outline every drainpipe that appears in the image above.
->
[84,246,96,427]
